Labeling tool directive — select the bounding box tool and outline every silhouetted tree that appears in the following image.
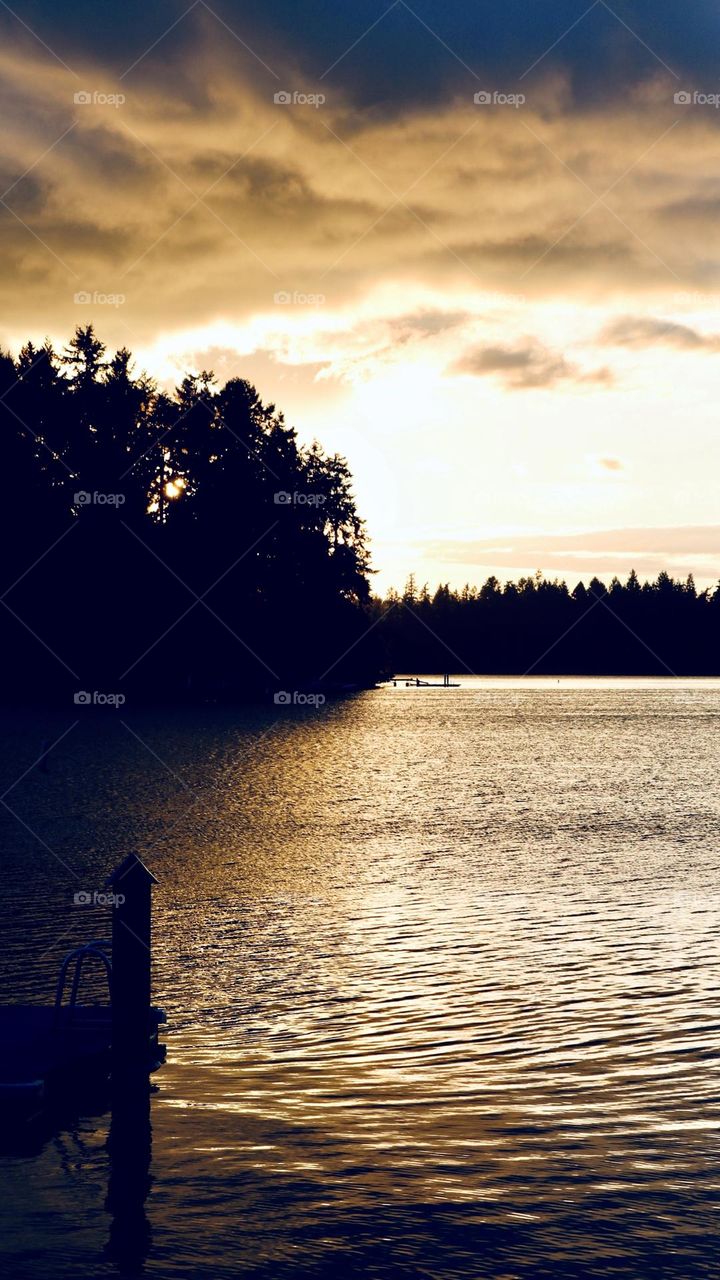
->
[374,567,720,676]
[0,327,378,702]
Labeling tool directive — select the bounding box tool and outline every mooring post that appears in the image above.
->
[107,853,158,1078]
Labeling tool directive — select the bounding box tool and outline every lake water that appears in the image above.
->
[1,678,719,1278]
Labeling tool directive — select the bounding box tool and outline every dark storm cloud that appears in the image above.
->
[4,1,718,110]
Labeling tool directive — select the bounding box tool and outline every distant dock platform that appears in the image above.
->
[390,674,460,688]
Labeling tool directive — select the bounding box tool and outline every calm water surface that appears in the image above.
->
[1,679,719,1277]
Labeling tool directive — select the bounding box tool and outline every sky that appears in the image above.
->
[1,0,719,592]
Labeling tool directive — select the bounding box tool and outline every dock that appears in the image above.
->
[0,1004,165,1110]
[0,853,165,1118]
[392,673,460,687]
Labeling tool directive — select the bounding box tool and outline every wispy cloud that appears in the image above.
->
[422,525,720,582]
[600,315,720,351]
[448,338,612,389]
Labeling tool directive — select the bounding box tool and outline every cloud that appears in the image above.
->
[449,338,612,389]
[421,525,720,582]
[660,195,720,223]
[445,525,720,555]
[600,315,720,351]
[4,1,718,113]
[388,308,471,339]
[2,14,720,356]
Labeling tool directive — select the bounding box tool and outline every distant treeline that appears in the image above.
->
[0,327,381,702]
[374,571,720,675]
[3,327,713,699]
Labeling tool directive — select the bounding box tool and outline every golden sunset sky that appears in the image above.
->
[2,1,719,590]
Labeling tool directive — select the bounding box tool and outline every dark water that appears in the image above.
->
[1,679,719,1278]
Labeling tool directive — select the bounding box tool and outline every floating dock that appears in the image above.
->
[0,853,165,1119]
[392,673,460,687]
[0,1004,165,1111]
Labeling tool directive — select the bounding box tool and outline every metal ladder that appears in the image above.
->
[54,940,112,1025]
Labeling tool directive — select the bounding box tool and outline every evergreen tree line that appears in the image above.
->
[0,327,380,703]
[374,570,720,675]
[2,325,713,698]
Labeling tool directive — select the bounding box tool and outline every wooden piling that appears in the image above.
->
[0,854,164,1121]
[106,853,158,1078]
